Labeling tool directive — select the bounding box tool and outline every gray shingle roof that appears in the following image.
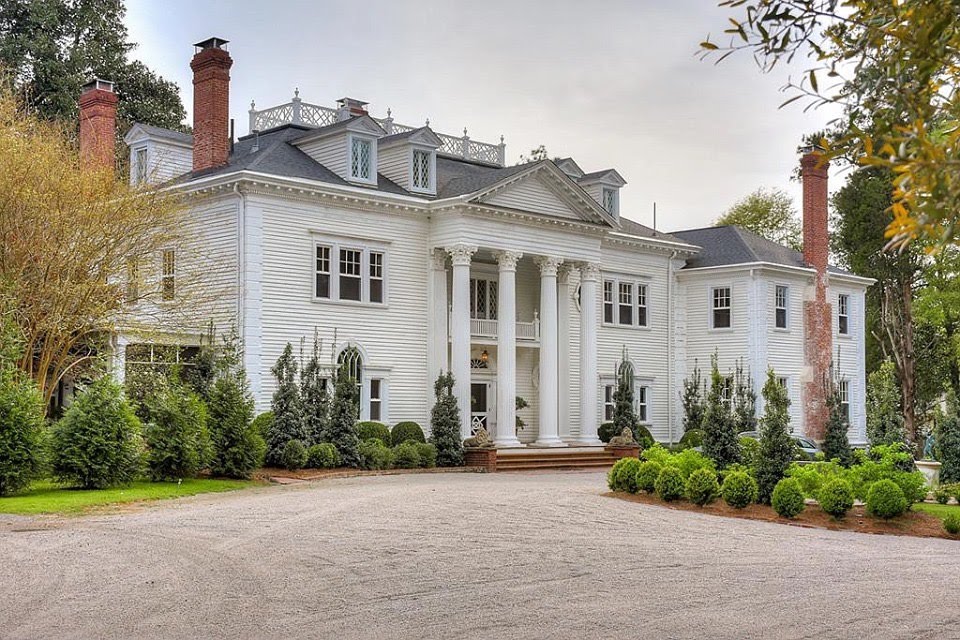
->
[136,123,193,145]
[616,217,684,244]
[435,156,533,198]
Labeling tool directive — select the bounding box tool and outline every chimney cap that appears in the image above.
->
[81,78,115,94]
[337,97,369,108]
[194,37,229,51]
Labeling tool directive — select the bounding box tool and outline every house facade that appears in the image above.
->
[84,38,872,446]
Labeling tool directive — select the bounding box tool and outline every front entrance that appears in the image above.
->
[470,382,488,435]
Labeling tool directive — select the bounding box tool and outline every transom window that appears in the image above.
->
[838,294,850,335]
[603,278,648,328]
[350,136,373,182]
[412,149,432,191]
[313,241,386,304]
[838,379,850,424]
[161,249,176,301]
[712,286,731,329]
[775,285,789,329]
[602,187,618,215]
[470,277,498,320]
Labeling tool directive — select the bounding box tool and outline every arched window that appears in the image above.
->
[337,346,363,383]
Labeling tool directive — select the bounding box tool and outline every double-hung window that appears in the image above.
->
[775,285,789,329]
[603,385,616,421]
[350,136,374,183]
[412,149,433,191]
[161,250,176,301]
[602,380,652,423]
[313,241,386,304]
[712,286,731,329]
[838,294,850,335]
[603,281,615,324]
[637,385,649,423]
[603,277,649,328]
[618,282,634,325]
[369,378,383,422]
[838,379,850,424]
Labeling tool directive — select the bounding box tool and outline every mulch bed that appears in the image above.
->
[607,490,956,540]
[255,466,486,483]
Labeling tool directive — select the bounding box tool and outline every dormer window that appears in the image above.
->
[411,148,435,193]
[134,147,148,185]
[350,135,375,183]
[602,187,619,216]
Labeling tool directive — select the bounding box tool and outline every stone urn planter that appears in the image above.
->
[915,459,942,489]
[464,447,497,472]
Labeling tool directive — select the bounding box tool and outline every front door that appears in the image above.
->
[470,382,488,435]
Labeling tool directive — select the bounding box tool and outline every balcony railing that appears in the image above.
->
[453,315,541,342]
[248,91,507,166]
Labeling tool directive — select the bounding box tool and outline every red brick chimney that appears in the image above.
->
[801,149,832,440]
[78,78,118,173]
[336,97,368,121]
[191,37,233,172]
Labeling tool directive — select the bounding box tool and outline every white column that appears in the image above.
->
[111,334,129,386]
[447,244,476,440]
[428,250,448,391]
[494,250,523,447]
[577,263,602,444]
[557,264,575,441]
[535,256,564,447]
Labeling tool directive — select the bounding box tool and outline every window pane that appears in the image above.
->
[341,276,361,301]
[315,245,331,299]
[369,279,383,303]
[316,274,330,298]
[351,138,371,179]
[839,316,848,334]
[603,281,614,324]
[413,149,430,189]
[340,248,361,301]
[714,308,731,328]
[619,282,633,325]
[369,252,383,303]
[637,284,647,326]
[776,308,787,329]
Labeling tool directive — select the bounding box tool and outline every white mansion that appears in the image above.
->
[84,38,872,447]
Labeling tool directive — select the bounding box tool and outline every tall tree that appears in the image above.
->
[0,0,187,133]
[701,355,741,469]
[265,343,305,467]
[715,187,802,251]
[701,1,960,248]
[680,360,706,433]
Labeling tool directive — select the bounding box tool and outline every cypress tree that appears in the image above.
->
[327,362,361,468]
[612,350,639,440]
[300,334,330,446]
[732,359,757,433]
[430,371,463,467]
[681,360,706,433]
[755,370,795,503]
[701,355,741,468]
[265,343,305,466]
[822,375,853,466]
[935,393,960,483]
[866,360,906,447]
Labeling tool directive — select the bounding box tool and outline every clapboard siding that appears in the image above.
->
[483,176,583,220]
[296,135,348,178]
[763,272,808,431]
[378,145,408,190]
[131,141,192,185]
[831,282,868,444]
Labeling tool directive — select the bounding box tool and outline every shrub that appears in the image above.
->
[739,436,760,469]
[392,441,422,469]
[52,378,144,489]
[721,471,758,509]
[686,468,720,506]
[866,479,908,519]
[936,397,960,484]
[822,382,852,466]
[818,478,855,518]
[681,361,706,434]
[655,466,685,502]
[359,438,393,470]
[266,344,306,467]
[281,440,308,471]
[306,443,339,469]
[702,356,741,469]
[327,364,361,468]
[755,370,796,504]
[866,360,906,447]
[391,421,426,445]
[357,421,391,444]
[671,448,715,480]
[678,429,704,450]
[635,424,655,450]
[771,478,806,518]
[608,457,643,493]
[635,460,663,493]
[250,412,274,440]
[143,381,211,481]
[300,334,330,445]
[935,486,952,504]
[943,513,960,536]
[208,366,265,480]
[0,366,45,496]
[429,372,463,467]
[416,442,437,468]
[598,422,617,443]
[642,443,672,466]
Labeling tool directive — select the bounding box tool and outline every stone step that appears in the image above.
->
[495,448,628,471]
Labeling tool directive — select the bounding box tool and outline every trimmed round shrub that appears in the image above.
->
[392,441,422,469]
[282,440,308,471]
[416,442,437,468]
[250,411,274,440]
[0,367,46,496]
[635,460,663,493]
[357,421,391,444]
[678,429,704,450]
[655,466,685,502]
[672,448,716,480]
[608,457,643,493]
[771,478,806,518]
[721,471,758,509]
[52,378,144,489]
[818,478,855,518]
[391,421,426,445]
[306,443,339,469]
[866,479,908,519]
[685,467,720,506]
[598,422,617,443]
[943,513,960,536]
[892,471,927,505]
[358,438,393,470]
[935,486,952,505]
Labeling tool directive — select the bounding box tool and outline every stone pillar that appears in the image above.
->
[447,244,476,440]
[494,250,523,447]
[535,256,564,447]
[428,250,448,392]
[577,263,602,444]
[557,264,575,440]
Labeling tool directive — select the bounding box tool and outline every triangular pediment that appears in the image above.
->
[472,163,616,227]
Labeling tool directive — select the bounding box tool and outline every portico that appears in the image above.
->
[438,243,601,448]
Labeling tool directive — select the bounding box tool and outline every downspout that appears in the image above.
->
[667,250,678,445]
[234,182,246,333]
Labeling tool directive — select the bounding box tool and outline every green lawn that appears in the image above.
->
[0,478,257,516]
[913,502,960,518]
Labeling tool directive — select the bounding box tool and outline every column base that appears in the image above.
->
[494,436,524,448]
[532,437,566,448]
[574,437,603,446]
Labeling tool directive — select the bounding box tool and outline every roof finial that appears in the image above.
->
[293,87,300,99]
[463,127,468,137]
[425,118,430,127]
[250,99,256,110]
[387,107,392,118]
[500,134,505,144]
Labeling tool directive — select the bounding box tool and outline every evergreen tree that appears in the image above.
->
[936,394,960,484]
[755,370,795,503]
[0,356,45,496]
[612,350,639,440]
[680,360,706,433]
[429,371,463,467]
[265,343,305,466]
[143,378,212,481]
[300,333,330,446]
[732,359,757,433]
[866,360,907,447]
[327,363,361,468]
[701,355,741,468]
[822,375,853,466]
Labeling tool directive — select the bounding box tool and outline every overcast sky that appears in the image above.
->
[125,0,841,231]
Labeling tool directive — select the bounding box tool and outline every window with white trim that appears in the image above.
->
[313,241,386,304]
[777,376,789,390]
[602,378,652,423]
[602,187,619,216]
[712,286,731,329]
[838,294,850,335]
[775,285,789,329]
[350,136,374,182]
[637,385,649,423]
[134,147,148,185]
[412,148,432,191]
[838,379,850,424]
[369,378,383,422]
[603,278,649,327]
[604,385,616,421]
[161,249,175,301]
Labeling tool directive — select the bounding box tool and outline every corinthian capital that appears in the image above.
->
[535,255,564,277]
[445,244,477,266]
[494,250,523,271]
[579,262,602,282]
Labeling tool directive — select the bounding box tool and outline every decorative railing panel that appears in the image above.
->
[462,317,540,341]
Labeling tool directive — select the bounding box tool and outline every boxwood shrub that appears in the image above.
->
[866,479,908,519]
[416,442,437,468]
[359,438,393,470]
[685,467,720,506]
[608,457,643,493]
[771,478,805,518]
[598,422,617,443]
[635,460,663,493]
[357,421,391,445]
[818,478,854,518]
[721,471,758,509]
[306,443,339,469]
[655,466,685,502]
[392,441,422,469]
[391,421,426,445]
[282,439,308,471]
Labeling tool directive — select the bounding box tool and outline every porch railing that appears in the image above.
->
[458,315,540,342]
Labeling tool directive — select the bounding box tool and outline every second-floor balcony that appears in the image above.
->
[450,314,541,343]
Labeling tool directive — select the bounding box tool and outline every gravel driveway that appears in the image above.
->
[0,470,956,639]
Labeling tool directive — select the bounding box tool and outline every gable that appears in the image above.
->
[480,172,598,222]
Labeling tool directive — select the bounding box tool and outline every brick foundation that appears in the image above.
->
[464,448,497,472]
